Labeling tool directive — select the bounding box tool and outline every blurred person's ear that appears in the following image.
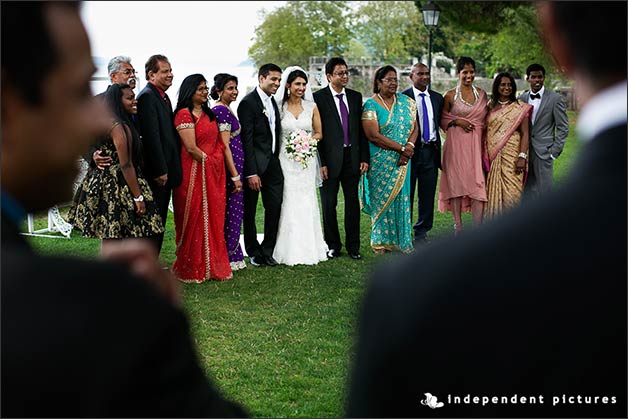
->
[537,2,574,77]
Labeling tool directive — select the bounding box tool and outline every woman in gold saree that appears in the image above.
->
[360,66,418,254]
[484,72,532,219]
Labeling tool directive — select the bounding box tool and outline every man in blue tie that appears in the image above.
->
[402,63,444,245]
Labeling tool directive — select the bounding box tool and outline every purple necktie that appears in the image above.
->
[336,93,350,147]
[419,93,430,143]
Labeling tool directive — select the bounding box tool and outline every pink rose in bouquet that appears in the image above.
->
[285,129,318,169]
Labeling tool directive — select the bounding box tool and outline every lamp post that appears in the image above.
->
[421,1,440,75]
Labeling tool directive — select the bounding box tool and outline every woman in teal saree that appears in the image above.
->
[360,65,418,254]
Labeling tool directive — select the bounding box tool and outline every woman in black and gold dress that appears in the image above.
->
[69,83,163,251]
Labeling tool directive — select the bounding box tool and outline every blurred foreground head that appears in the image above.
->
[539,2,626,98]
[1,1,108,212]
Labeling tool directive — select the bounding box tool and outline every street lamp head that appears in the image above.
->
[422,1,440,28]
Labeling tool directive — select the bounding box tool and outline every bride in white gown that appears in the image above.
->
[272,66,329,265]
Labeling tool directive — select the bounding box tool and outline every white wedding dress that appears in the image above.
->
[272,100,329,265]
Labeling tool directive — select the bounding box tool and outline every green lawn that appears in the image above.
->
[26,111,581,417]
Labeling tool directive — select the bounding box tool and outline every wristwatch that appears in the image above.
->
[133,194,144,202]
[518,152,528,160]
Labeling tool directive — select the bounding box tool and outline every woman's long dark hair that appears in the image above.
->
[282,69,308,106]
[174,74,216,121]
[104,83,142,167]
[490,72,518,108]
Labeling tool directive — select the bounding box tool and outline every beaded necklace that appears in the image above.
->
[455,84,479,107]
[377,93,395,112]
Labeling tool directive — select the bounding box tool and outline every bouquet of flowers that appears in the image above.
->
[285,129,318,169]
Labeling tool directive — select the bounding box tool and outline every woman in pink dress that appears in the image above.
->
[439,56,488,235]
[172,74,233,282]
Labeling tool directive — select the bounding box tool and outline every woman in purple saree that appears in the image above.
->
[211,73,246,271]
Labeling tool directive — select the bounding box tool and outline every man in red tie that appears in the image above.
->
[137,54,182,254]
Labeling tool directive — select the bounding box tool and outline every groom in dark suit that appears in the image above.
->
[313,57,369,260]
[402,63,443,244]
[1,3,246,416]
[238,63,283,267]
[347,2,626,417]
[137,54,182,254]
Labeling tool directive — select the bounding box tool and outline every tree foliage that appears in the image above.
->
[414,1,563,81]
[421,1,529,34]
[249,1,565,85]
[351,1,426,61]
[248,1,350,69]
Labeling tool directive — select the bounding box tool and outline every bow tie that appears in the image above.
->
[530,93,541,100]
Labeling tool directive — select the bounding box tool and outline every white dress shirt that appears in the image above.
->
[256,86,276,153]
[412,86,436,142]
[576,81,627,142]
[329,86,350,121]
[528,85,545,123]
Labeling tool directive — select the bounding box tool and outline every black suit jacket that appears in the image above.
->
[401,87,444,168]
[0,214,247,417]
[136,83,182,188]
[313,86,369,178]
[347,124,627,417]
[237,89,281,177]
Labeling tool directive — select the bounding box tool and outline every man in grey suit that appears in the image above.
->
[518,63,569,199]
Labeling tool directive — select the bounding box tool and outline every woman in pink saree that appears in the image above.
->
[439,57,488,235]
[484,72,532,219]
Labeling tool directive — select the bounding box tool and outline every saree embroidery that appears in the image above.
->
[360,93,416,253]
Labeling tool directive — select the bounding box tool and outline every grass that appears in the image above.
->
[26,111,581,417]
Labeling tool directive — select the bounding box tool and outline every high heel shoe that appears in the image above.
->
[453,223,463,236]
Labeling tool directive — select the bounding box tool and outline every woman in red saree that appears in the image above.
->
[173,74,233,282]
[439,57,488,235]
[484,72,532,219]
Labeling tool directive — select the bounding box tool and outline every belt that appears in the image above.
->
[417,141,438,148]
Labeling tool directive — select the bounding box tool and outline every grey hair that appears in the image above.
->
[107,55,132,77]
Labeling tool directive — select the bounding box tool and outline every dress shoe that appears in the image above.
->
[413,236,430,247]
[327,249,340,259]
[349,252,362,260]
[265,256,279,267]
[249,255,266,267]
